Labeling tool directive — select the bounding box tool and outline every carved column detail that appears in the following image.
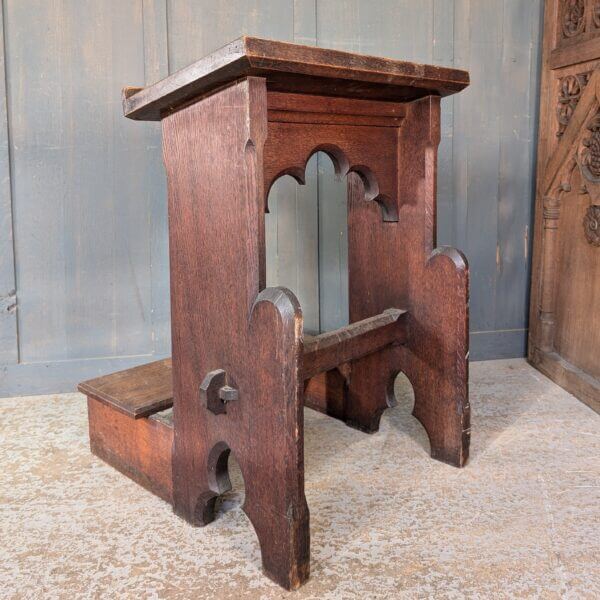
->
[562,0,586,39]
[538,195,562,352]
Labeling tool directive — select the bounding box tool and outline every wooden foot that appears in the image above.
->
[244,486,310,590]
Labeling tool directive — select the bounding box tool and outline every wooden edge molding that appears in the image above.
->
[122,36,469,121]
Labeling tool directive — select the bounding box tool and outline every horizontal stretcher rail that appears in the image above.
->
[301,308,407,379]
[78,308,407,419]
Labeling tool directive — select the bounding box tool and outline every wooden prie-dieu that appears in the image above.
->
[78,37,471,590]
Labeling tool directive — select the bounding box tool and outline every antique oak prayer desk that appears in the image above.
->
[79,37,471,590]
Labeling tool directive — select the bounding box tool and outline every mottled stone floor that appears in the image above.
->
[1,359,599,599]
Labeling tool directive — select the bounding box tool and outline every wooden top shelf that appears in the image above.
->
[123,36,469,121]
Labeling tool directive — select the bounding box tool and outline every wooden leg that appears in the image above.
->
[343,350,398,433]
[402,248,470,467]
[243,468,310,590]
[170,288,310,590]
[162,79,309,589]
[339,250,469,467]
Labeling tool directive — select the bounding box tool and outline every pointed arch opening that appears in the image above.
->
[389,372,431,456]
[266,151,349,335]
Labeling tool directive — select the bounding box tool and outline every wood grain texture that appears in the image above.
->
[344,95,470,465]
[78,358,173,419]
[528,0,600,414]
[163,78,309,590]
[87,397,174,502]
[302,309,406,379]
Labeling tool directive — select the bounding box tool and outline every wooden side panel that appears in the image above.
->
[529,0,600,413]
[164,78,309,590]
[553,180,600,380]
[87,397,174,503]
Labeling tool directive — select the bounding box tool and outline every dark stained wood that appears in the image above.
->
[163,78,309,590]
[529,0,600,414]
[78,358,172,419]
[267,91,406,127]
[79,307,405,423]
[122,36,469,121]
[83,38,471,591]
[302,308,406,379]
[344,95,470,461]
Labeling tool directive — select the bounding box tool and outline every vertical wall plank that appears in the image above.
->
[294,0,317,44]
[317,155,348,331]
[292,0,319,332]
[5,0,154,362]
[495,0,541,333]
[265,1,320,333]
[451,0,471,256]
[452,0,542,357]
[462,0,503,335]
[166,1,294,71]
[434,0,457,247]
[0,0,17,363]
[143,0,170,356]
[166,0,322,332]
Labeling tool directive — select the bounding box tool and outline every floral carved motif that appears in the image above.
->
[562,0,586,38]
[557,72,591,137]
[583,205,600,245]
[593,0,600,27]
[579,113,600,182]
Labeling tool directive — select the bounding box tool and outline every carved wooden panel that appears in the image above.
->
[529,0,600,412]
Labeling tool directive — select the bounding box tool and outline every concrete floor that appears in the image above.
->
[1,359,599,599]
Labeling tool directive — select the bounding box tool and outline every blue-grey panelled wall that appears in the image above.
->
[0,1,543,395]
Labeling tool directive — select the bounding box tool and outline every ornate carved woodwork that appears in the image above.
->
[530,2,600,413]
[579,110,600,179]
[79,37,471,590]
[583,204,600,244]
[557,72,591,136]
[562,0,586,39]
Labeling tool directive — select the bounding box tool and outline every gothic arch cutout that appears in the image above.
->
[265,144,397,222]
